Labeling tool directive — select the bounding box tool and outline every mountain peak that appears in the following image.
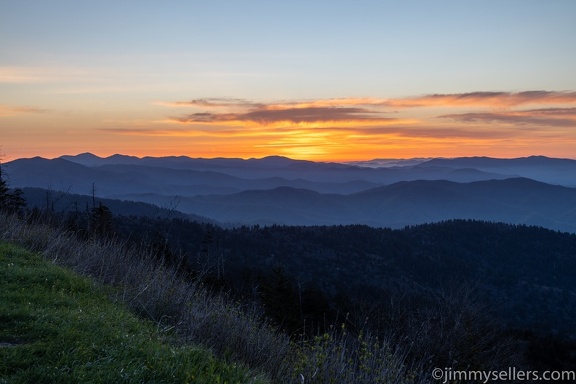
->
[107,153,140,160]
[61,152,100,159]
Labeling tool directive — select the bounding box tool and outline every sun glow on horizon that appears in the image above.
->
[2,2,576,163]
[60,92,575,162]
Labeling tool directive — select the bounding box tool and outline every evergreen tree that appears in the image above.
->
[90,202,113,236]
[259,266,301,334]
[0,166,8,204]
[0,163,26,214]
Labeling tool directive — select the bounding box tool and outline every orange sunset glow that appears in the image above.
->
[2,2,576,162]
[4,91,575,162]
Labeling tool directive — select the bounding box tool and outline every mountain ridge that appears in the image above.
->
[5,154,576,232]
[173,178,576,232]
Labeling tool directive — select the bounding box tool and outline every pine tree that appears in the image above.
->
[259,266,301,334]
[90,202,113,236]
[0,163,26,214]
[0,165,8,204]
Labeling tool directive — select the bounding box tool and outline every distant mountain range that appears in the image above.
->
[4,153,576,232]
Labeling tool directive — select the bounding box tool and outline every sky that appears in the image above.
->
[1,0,576,162]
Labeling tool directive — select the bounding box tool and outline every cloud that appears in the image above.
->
[122,91,576,160]
[173,106,399,125]
[522,107,576,116]
[149,92,576,145]
[159,91,576,117]
[0,67,49,83]
[439,107,576,127]
[99,128,175,136]
[387,91,576,108]
[156,92,576,129]
[99,126,280,138]
[0,104,48,117]
[160,97,412,129]
[0,66,98,84]
[154,98,264,109]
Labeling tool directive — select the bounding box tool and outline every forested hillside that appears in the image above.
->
[5,179,576,378]
[112,216,576,337]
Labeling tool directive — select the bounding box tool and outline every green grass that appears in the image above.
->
[0,241,265,384]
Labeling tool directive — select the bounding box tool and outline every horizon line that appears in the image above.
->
[6,151,576,163]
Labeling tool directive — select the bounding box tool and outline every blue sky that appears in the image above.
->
[2,0,576,160]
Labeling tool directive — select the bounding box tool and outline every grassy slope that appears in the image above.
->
[0,241,264,384]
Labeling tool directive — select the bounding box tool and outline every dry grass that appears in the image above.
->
[0,213,429,383]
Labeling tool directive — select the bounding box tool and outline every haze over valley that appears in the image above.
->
[5,153,576,233]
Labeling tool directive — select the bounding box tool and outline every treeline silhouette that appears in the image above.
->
[106,217,576,331]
